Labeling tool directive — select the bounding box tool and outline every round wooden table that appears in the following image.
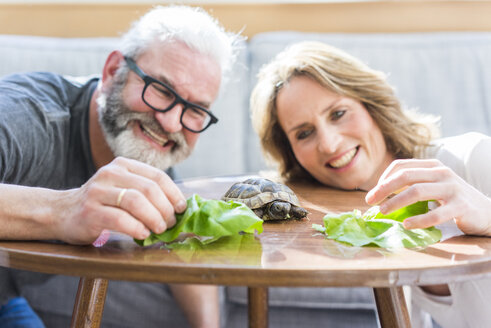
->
[1,176,490,328]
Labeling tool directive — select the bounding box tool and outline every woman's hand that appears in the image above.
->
[365,158,491,237]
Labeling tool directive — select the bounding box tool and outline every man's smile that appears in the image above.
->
[138,122,175,149]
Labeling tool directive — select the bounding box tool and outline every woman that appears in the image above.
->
[250,41,491,328]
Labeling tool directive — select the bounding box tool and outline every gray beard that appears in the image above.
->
[96,72,192,171]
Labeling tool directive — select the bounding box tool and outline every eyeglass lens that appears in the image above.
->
[144,82,212,132]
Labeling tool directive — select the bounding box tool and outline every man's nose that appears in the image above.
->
[154,104,184,133]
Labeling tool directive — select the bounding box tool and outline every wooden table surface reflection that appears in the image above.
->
[1,175,490,328]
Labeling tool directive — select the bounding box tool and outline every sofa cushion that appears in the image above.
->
[227,286,375,310]
[0,34,117,77]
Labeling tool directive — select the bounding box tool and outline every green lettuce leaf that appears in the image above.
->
[313,201,441,248]
[135,194,263,246]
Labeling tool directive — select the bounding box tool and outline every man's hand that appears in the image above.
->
[56,157,187,244]
[365,159,491,237]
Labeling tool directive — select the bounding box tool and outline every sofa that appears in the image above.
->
[2,11,491,328]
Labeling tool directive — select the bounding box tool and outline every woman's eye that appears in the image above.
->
[331,110,346,120]
[296,129,313,140]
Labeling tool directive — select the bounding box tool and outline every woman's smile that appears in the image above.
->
[326,146,359,169]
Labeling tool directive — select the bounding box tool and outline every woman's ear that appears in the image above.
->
[101,50,125,86]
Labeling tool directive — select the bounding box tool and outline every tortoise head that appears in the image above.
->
[265,201,291,220]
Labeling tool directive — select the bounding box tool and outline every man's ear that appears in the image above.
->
[101,50,125,86]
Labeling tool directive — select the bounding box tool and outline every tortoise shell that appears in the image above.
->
[221,177,308,220]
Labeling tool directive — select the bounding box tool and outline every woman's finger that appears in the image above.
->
[366,166,451,205]
[377,158,443,183]
[377,181,452,214]
[403,204,457,229]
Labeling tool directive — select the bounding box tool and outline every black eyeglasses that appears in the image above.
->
[124,56,218,133]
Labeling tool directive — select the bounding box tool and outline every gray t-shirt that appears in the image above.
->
[0,72,98,306]
[0,72,97,188]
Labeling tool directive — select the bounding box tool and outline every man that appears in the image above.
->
[0,5,240,327]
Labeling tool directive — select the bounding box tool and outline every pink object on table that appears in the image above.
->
[92,229,110,247]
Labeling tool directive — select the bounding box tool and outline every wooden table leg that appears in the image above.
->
[70,277,108,328]
[248,287,268,328]
[373,287,411,328]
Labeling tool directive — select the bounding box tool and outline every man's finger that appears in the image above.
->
[115,157,187,213]
[114,188,172,234]
[93,185,172,234]
[97,206,151,240]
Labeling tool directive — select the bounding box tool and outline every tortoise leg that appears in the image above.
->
[290,206,309,219]
[253,208,264,219]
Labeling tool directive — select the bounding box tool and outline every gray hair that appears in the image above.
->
[119,5,242,83]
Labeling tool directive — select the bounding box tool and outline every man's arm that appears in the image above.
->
[0,157,187,245]
[0,184,63,241]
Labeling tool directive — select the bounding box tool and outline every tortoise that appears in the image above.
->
[222,177,309,221]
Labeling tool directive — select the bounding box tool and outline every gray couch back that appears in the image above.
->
[2,32,490,179]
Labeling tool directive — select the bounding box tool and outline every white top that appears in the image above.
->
[411,132,491,328]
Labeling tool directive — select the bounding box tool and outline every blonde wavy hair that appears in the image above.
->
[251,41,439,181]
